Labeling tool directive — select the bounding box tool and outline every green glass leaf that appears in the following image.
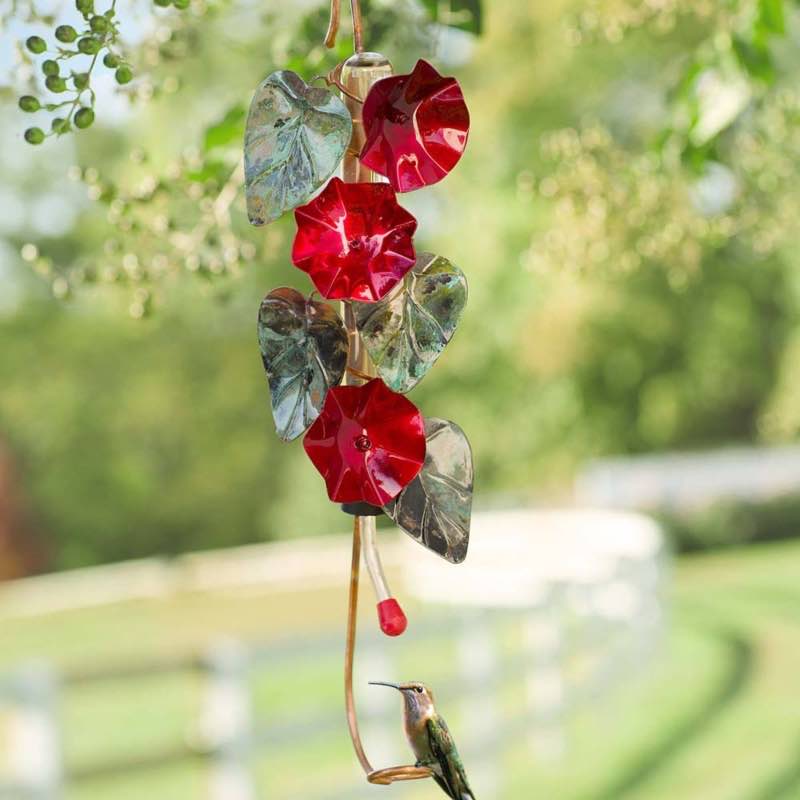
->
[244,71,352,226]
[257,287,348,442]
[384,418,473,564]
[353,253,467,394]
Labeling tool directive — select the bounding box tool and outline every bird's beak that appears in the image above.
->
[369,681,401,691]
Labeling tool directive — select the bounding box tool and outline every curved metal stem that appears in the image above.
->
[325,0,365,52]
[350,0,364,52]
[346,365,373,383]
[344,517,433,785]
[345,515,373,774]
[324,0,341,48]
[326,62,363,104]
[336,35,428,787]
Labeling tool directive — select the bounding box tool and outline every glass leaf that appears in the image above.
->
[244,71,352,226]
[384,418,473,564]
[354,252,467,393]
[257,288,348,442]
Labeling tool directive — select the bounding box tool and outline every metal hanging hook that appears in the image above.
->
[345,517,433,786]
[325,0,365,52]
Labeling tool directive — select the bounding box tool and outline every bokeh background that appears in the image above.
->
[1,0,800,798]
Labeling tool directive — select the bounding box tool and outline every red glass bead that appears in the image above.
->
[377,598,408,637]
[303,378,426,506]
[360,59,470,193]
[292,177,417,302]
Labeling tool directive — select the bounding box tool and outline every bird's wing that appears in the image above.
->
[431,773,455,798]
[426,717,477,800]
[426,717,459,799]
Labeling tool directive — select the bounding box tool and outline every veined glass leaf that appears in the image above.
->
[245,71,352,226]
[384,418,473,564]
[257,288,348,442]
[353,253,467,393]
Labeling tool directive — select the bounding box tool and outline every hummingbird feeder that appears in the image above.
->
[246,0,474,787]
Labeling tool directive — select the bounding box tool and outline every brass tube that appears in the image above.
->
[338,48,432,788]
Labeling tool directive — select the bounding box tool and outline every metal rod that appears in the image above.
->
[326,62,363,104]
[325,0,364,52]
[343,517,433,785]
[350,0,364,53]
[344,516,373,775]
[346,366,373,383]
[336,43,432,788]
[324,0,340,49]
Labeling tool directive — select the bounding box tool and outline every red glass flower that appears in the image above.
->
[303,378,426,506]
[291,177,417,302]
[360,59,470,193]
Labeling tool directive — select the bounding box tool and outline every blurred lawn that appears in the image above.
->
[2,540,800,799]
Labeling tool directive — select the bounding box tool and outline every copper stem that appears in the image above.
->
[335,39,432,787]
[325,0,364,52]
[350,0,364,52]
[344,515,373,775]
[344,517,433,785]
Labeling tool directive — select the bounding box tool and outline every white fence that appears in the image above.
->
[0,510,668,799]
[576,445,800,512]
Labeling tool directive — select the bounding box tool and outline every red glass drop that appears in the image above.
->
[302,378,426,506]
[292,177,417,302]
[360,59,470,193]
[377,598,408,637]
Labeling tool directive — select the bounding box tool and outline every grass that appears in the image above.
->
[1,539,800,799]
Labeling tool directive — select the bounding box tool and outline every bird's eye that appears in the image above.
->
[415,686,423,693]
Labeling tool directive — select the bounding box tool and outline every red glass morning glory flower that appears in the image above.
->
[303,378,426,506]
[360,59,470,193]
[291,177,418,302]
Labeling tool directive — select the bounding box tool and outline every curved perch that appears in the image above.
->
[345,516,433,785]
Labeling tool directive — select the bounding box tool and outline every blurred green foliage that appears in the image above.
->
[662,493,800,552]
[566,256,793,454]
[2,0,800,570]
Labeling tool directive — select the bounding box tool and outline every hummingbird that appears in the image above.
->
[370,681,476,800]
